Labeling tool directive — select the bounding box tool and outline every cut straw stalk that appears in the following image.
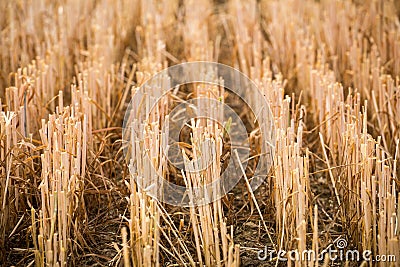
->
[32,91,87,266]
[182,120,239,267]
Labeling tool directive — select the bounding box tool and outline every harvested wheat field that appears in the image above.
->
[1,0,400,266]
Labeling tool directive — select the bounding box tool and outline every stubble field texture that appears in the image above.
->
[0,0,400,266]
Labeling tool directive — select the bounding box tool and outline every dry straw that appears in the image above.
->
[1,0,400,266]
